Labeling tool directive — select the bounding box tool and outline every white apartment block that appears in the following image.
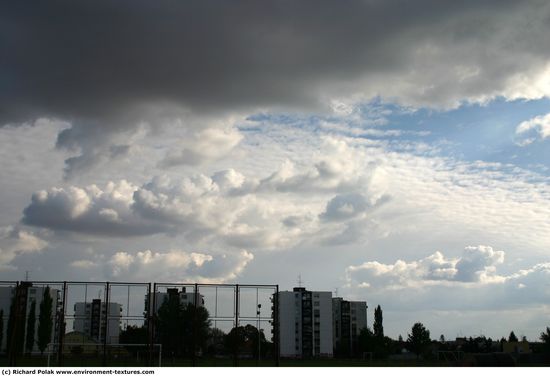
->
[73,299,122,344]
[332,298,367,356]
[277,287,333,358]
[0,284,60,352]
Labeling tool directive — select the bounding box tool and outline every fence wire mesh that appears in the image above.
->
[0,281,279,367]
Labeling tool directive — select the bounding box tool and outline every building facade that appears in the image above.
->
[332,298,367,356]
[73,299,122,344]
[276,287,333,358]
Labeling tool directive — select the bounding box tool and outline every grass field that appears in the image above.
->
[0,355,453,367]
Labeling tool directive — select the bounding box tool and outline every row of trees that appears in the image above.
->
[354,305,550,359]
[1,286,54,356]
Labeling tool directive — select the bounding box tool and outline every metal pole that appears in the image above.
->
[257,303,261,364]
[57,281,67,366]
[192,283,198,367]
[102,282,110,366]
[147,283,152,367]
[275,285,280,366]
[151,283,157,367]
[234,284,239,367]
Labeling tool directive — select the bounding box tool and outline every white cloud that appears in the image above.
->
[159,126,243,167]
[0,226,48,269]
[515,112,550,146]
[346,245,506,290]
[105,248,253,283]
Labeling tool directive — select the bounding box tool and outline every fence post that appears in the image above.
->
[102,282,110,366]
[147,282,152,366]
[56,282,67,366]
[275,285,280,366]
[234,284,239,366]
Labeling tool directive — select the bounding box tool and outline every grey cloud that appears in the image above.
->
[320,192,390,222]
[21,182,171,236]
[454,245,504,282]
[3,1,550,148]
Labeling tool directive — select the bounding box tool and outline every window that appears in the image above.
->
[314,301,320,306]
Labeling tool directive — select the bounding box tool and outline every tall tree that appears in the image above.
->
[156,295,211,357]
[540,327,550,352]
[0,310,4,352]
[6,293,25,356]
[407,322,431,358]
[373,305,384,338]
[180,303,210,356]
[156,295,183,357]
[508,331,518,342]
[37,287,53,355]
[25,301,36,354]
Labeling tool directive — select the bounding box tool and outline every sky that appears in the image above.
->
[1,0,550,341]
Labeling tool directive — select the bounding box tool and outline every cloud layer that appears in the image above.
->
[0,226,47,270]
[3,1,550,176]
[3,0,550,126]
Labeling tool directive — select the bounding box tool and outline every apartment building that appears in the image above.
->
[276,287,333,358]
[332,297,367,356]
[73,299,122,344]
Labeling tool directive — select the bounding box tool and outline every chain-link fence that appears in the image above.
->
[0,281,279,367]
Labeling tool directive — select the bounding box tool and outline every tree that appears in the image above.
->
[119,325,148,355]
[508,331,518,342]
[224,326,246,359]
[206,327,225,355]
[120,324,148,344]
[373,305,384,338]
[25,301,36,354]
[37,287,53,355]
[156,295,211,357]
[0,310,4,352]
[156,294,184,357]
[539,327,550,352]
[6,293,24,356]
[180,303,210,356]
[407,322,431,358]
[439,334,445,343]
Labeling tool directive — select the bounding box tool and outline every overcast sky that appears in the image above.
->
[2,0,550,341]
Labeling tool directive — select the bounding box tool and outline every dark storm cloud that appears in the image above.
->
[3,0,550,176]
[2,0,549,127]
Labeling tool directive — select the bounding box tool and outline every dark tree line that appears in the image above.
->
[3,286,54,356]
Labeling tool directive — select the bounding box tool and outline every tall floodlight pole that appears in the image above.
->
[257,304,262,362]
